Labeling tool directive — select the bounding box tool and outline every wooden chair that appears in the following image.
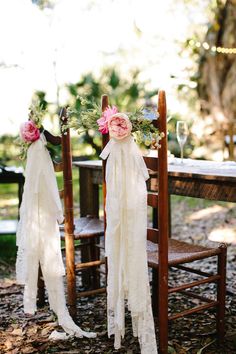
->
[38,108,106,318]
[146,91,227,353]
[101,91,227,354]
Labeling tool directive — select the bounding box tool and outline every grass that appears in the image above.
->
[173,194,218,207]
[171,194,235,210]
[0,183,18,195]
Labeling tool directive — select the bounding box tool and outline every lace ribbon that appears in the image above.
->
[16,133,96,339]
[100,136,157,353]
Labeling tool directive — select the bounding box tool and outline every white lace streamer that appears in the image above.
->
[16,133,96,339]
[100,136,157,354]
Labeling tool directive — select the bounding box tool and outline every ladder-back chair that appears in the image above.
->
[146,91,227,353]
[38,108,106,318]
[101,91,227,354]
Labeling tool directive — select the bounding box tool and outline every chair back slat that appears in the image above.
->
[143,156,158,171]
[44,130,61,145]
[53,161,63,172]
[59,107,77,312]
[147,228,159,243]
[59,108,74,233]
[155,91,169,347]
[147,192,158,208]
[101,95,109,233]
[146,175,158,193]
[157,91,169,238]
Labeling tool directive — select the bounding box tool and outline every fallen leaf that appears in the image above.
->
[4,338,13,350]
[11,328,23,336]
[21,346,35,353]
[41,326,51,336]
[27,326,38,336]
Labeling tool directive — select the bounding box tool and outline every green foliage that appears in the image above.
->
[64,67,159,155]
[32,91,48,110]
[64,95,162,150]
[0,135,21,166]
[109,70,120,89]
[2,67,158,162]
[66,97,102,134]
[32,0,55,10]
[68,67,156,110]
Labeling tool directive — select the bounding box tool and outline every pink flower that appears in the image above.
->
[97,105,118,134]
[108,113,132,140]
[20,120,40,143]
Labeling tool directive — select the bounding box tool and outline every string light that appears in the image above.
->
[189,39,236,55]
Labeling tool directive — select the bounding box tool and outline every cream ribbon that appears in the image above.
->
[100,135,157,353]
[16,133,96,338]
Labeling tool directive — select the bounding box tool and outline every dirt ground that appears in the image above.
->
[0,197,236,354]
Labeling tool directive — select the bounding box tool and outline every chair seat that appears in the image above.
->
[60,216,104,240]
[147,238,221,267]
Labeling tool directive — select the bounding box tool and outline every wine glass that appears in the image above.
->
[176,121,188,163]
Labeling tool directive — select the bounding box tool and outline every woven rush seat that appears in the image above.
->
[74,217,104,239]
[147,239,222,267]
[60,216,104,240]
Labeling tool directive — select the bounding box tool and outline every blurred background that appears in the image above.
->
[0,3,236,352]
[0,0,236,267]
[0,0,235,164]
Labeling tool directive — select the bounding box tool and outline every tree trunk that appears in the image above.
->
[198,0,236,159]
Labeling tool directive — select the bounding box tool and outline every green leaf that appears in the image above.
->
[168,345,177,353]
[196,339,216,354]
[109,70,120,89]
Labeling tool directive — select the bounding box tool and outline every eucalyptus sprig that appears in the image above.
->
[28,101,45,128]
[62,96,102,134]
[15,138,31,160]
[128,107,162,146]
[63,96,164,147]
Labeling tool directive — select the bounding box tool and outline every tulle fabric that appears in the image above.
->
[100,136,157,354]
[16,133,96,339]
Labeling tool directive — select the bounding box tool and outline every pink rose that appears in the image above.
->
[97,105,118,134]
[108,113,132,140]
[20,120,40,143]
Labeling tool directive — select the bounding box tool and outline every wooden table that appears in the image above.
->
[73,158,236,218]
[74,158,236,289]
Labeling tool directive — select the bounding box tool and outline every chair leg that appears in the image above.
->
[90,237,100,289]
[152,268,158,316]
[37,264,45,307]
[81,240,91,289]
[158,269,169,354]
[66,235,76,319]
[217,244,227,342]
